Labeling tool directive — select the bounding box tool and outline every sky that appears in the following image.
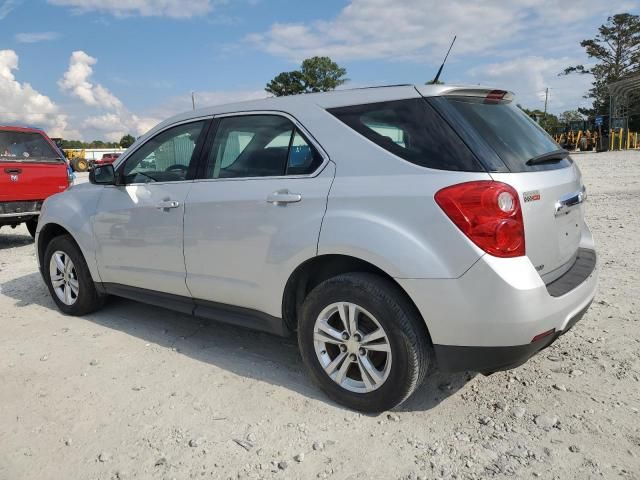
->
[0,0,638,141]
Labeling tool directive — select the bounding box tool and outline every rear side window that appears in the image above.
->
[205,115,323,179]
[0,130,61,162]
[443,97,571,172]
[328,99,483,172]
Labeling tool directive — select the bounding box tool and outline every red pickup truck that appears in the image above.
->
[0,126,70,237]
[94,152,121,166]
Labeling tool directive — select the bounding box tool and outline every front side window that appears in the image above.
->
[122,121,206,184]
[205,115,323,179]
[328,99,482,172]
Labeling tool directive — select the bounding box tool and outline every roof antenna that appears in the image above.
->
[430,35,456,85]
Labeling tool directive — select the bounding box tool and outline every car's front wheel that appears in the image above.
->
[298,273,432,412]
[43,235,105,315]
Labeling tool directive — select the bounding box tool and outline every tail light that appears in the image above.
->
[484,90,507,102]
[435,181,525,258]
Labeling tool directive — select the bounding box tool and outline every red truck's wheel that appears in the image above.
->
[26,219,37,238]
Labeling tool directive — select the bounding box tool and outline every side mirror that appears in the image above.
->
[89,164,116,185]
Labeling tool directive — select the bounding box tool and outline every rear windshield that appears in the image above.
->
[328,99,483,172]
[443,97,571,172]
[0,130,62,163]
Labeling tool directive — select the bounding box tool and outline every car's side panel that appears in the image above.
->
[36,184,103,281]
[183,162,335,318]
[319,170,491,280]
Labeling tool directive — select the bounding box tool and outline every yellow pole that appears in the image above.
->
[610,129,614,150]
[627,129,632,150]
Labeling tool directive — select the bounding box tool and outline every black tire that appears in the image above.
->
[26,218,38,238]
[298,273,432,412]
[43,234,105,315]
[72,158,89,172]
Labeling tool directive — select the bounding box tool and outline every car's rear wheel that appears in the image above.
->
[298,273,432,412]
[43,235,105,315]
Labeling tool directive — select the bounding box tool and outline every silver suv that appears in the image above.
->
[36,85,598,412]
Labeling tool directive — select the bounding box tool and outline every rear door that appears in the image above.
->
[183,113,334,317]
[428,92,586,282]
[0,129,68,202]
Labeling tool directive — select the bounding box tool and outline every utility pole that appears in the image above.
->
[543,87,549,117]
[191,91,196,111]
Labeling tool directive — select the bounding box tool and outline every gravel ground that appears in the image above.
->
[1,150,639,480]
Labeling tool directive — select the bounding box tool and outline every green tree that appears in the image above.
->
[120,134,136,148]
[561,13,640,116]
[265,71,307,97]
[517,104,560,132]
[559,110,584,123]
[266,56,347,97]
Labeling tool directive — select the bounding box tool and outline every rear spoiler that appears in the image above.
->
[442,88,514,103]
[416,85,514,103]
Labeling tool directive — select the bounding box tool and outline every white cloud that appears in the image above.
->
[0,49,74,138]
[468,56,595,113]
[58,51,158,140]
[0,0,20,20]
[15,31,60,43]
[78,89,267,142]
[83,112,158,142]
[59,51,122,110]
[47,0,217,18]
[248,0,636,62]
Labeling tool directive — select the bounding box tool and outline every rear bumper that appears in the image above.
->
[397,224,598,372]
[0,200,42,223]
[434,299,591,373]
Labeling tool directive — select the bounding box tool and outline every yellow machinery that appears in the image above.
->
[63,149,89,172]
[555,130,598,151]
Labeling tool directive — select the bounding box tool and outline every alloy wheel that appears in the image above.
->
[313,302,392,393]
[49,250,79,306]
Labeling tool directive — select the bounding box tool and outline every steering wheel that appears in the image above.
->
[165,164,188,174]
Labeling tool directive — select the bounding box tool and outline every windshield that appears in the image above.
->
[444,97,571,172]
[0,130,62,163]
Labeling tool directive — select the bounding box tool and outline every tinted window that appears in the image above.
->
[206,115,322,179]
[328,99,482,172]
[287,130,323,175]
[0,130,61,162]
[444,97,571,172]
[122,121,205,184]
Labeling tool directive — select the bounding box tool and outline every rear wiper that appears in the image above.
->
[526,149,570,166]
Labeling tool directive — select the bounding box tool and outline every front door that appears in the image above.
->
[93,120,208,296]
[184,114,334,317]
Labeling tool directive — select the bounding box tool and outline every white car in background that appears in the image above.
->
[35,85,598,412]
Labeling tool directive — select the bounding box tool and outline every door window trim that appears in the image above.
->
[194,110,330,183]
[113,117,214,186]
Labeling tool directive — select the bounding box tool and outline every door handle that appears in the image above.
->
[156,200,181,210]
[266,190,302,205]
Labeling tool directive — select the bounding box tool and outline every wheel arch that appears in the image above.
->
[282,254,431,341]
[37,223,73,269]
[37,222,100,283]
